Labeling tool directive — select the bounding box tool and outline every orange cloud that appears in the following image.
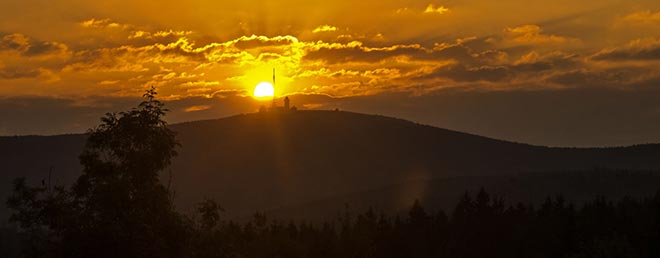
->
[504,25,574,44]
[0,33,69,58]
[80,18,125,29]
[303,41,429,64]
[0,33,69,83]
[98,80,120,85]
[129,30,192,39]
[620,10,660,24]
[184,105,211,112]
[592,38,660,61]
[312,25,338,33]
[396,4,449,15]
[424,4,449,14]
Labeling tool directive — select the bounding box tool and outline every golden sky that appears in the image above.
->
[1,0,659,146]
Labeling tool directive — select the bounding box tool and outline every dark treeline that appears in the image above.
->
[6,189,660,258]
[188,189,660,258]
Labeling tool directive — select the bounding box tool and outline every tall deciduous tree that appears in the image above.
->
[8,87,187,258]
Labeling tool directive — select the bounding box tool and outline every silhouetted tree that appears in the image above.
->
[7,87,187,258]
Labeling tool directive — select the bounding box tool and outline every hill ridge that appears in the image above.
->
[2,110,660,221]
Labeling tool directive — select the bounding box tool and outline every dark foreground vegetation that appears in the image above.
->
[3,89,660,258]
[5,187,660,258]
[194,189,660,258]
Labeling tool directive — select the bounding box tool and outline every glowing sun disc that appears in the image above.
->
[254,82,274,98]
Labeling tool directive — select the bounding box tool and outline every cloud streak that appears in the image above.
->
[312,25,338,33]
[424,4,450,14]
[592,38,660,61]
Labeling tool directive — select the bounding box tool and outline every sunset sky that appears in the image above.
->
[1,0,659,146]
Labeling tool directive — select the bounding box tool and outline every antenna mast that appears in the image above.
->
[272,68,276,107]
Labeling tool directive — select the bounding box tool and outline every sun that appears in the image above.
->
[253,82,275,99]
